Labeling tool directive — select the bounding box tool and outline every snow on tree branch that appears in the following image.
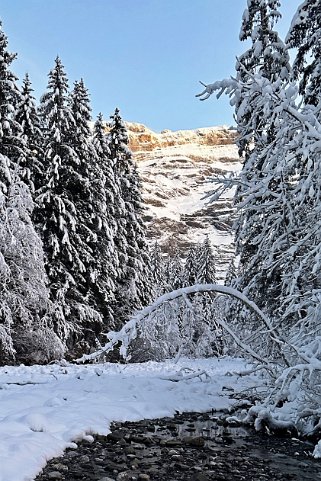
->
[76,283,283,365]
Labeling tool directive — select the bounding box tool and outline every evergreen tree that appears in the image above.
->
[68,78,117,344]
[0,23,59,363]
[165,249,183,291]
[108,108,152,325]
[236,0,290,155]
[1,180,63,363]
[150,241,165,296]
[197,1,295,349]
[286,0,321,107]
[0,22,22,165]
[193,237,219,354]
[183,244,199,287]
[91,112,119,329]
[36,58,101,348]
[197,1,321,369]
[15,73,43,193]
[224,257,237,287]
[228,1,291,325]
[197,236,216,284]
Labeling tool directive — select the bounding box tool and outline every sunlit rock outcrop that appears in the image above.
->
[128,123,240,280]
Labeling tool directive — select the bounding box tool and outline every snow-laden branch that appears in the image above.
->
[197,74,321,142]
[76,283,279,365]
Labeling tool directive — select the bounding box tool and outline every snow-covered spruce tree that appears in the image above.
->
[108,108,152,327]
[198,1,321,351]
[140,241,220,360]
[234,0,291,310]
[150,241,166,296]
[183,244,199,288]
[224,257,237,287]
[165,248,184,291]
[1,181,64,363]
[236,0,290,155]
[197,236,216,285]
[279,3,321,337]
[0,22,22,163]
[91,112,120,330]
[201,1,291,335]
[68,78,119,346]
[191,237,222,356]
[286,0,321,108]
[127,241,166,362]
[128,248,183,361]
[0,25,61,364]
[255,76,321,339]
[232,0,321,340]
[14,73,43,194]
[35,58,102,352]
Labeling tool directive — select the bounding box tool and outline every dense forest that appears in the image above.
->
[0,31,155,363]
[0,20,223,365]
[1,0,321,373]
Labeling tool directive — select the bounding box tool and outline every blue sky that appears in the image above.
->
[2,0,298,132]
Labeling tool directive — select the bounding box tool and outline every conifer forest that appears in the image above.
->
[2,1,321,479]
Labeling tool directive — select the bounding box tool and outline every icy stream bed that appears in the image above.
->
[35,411,321,481]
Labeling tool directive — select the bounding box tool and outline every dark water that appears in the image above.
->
[35,411,321,481]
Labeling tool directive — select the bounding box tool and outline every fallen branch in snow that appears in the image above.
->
[160,369,210,383]
[232,364,275,377]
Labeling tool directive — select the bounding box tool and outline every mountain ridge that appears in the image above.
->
[127,122,240,280]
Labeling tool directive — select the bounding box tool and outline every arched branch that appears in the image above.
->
[76,284,286,365]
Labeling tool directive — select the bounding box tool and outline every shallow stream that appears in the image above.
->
[35,411,321,481]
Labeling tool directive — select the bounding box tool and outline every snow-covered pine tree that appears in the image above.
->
[269,6,321,336]
[165,248,184,291]
[236,0,290,155]
[36,58,101,351]
[68,78,119,346]
[14,73,43,193]
[227,1,291,326]
[108,108,152,326]
[150,241,166,296]
[224,257,237,287]
[0,24,61,364]
[231,0,321,337]
[287,9,321,331]
[194,236,221,355]
[0,22,22,164]
[1,181,64,363]
[197,236,216,284]
[137,249,182,359]
[0,21,21,202]
[91,112,120,330]
[286,0,321,108]
[183,244,199,288]
[197,1,297,356]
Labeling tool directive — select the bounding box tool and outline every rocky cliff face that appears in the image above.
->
[127,122,237,155]
[127,123,240,280]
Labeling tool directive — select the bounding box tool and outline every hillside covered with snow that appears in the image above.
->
[128,123,240,279]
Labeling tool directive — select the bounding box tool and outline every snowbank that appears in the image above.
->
[0,357,254,481]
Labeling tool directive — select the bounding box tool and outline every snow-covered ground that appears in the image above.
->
[0,357,256,481]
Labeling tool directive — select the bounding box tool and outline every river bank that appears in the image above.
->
[35,411,321,481]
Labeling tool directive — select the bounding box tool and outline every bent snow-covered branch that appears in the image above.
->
[77,283,280,365]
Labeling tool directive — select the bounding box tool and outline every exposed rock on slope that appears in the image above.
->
[127,123,240,280]
[127,122,236,154]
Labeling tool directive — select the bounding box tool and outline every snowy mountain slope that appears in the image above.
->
[127,123,240,280]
